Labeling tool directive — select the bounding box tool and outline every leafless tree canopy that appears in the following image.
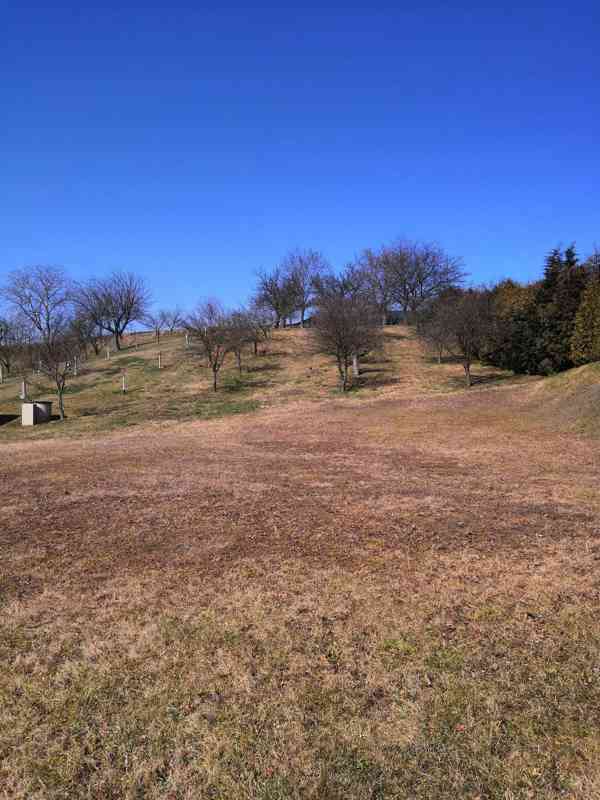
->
[281,248,328,326]
[161,307,185,333]
[74,270,151,350]
[312,290,382,391]
[185,300,233,391]
[1,265,80,418]
[418,288,493,386]
[352,240,466,321]
[254,267,296,328]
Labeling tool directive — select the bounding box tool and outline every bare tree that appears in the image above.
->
[2,266,79,418]
[247,300,274,353]
[425,289,493,386]
[70,312,103,357]
[281,248,328,326]
[386,241,466,315]
[255,267,296,328]
[313,292,382,391]
[185,300,232,391]
[0,313,27,379]
[161,307,185,333]
[416,288,462,364]
[227,310,253,373]
[355,248,396,325]
[145,311,166,343]
[74,270,151,351]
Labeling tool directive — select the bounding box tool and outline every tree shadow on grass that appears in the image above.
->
[246,362,282,374]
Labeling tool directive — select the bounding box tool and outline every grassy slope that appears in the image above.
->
[0,326,519,441]
[2,329,600,799]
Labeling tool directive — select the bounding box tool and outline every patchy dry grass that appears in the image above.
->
[2,329,600,798]
[0,326,520,441]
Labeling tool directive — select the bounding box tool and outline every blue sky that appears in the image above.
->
[2,2,598,310]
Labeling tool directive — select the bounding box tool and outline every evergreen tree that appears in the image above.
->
[534,244,586,372]
[571,277,600,364]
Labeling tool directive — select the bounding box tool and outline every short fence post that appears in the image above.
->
[122,373,127,394]
[158,352,162,370]
[106,347,110,360]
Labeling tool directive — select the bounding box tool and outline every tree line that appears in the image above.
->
[2,239,597,420]
[416,245,600,385]
[0,240,465,417]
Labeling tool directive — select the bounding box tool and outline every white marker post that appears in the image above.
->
[0,364,3,385]
[73,355,78,377]
[106,347,110,360]
[122,373,127,394]
[185,333,189,348]
[158,351,162,370]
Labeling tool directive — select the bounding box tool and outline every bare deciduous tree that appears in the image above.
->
[255,267,296,328]
[281,248,328,326]
[313,292,382,391]
[387,241,466,314]
[185,301,232,391]
[75,270,151,351]
[161,307,185,333]
[2,265,80,418]
[422,289,493,386]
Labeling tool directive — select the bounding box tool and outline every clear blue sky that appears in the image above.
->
[2,2,598,310]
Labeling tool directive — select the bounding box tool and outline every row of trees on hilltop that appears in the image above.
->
[254,242,465,329]
[416,245,600,385]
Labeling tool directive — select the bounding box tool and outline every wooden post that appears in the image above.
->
[106,347,110,360]
[122,373,127,394]
[0,364,3,384]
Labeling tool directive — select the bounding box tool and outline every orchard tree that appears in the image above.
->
[313,291,382,391]
[282,248,328,326]
[185,300,232,391]
[255,267,296,327]
[75,270,151,350]
[428,289,493,387]
[2,265,79,419]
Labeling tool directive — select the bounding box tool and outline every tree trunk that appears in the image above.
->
[114,331,121,351]
[213,370,218,391]
[463,362,472,387]
[342,363,349,391]
[253,340,258,356]
[236,352,242,374]
[301,308,305,328]
[438,347,442,365]
[58,387,65,420]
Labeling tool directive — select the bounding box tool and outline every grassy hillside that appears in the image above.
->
[3,328,600,798]
[0,325,520,441]
[529,361,600,435]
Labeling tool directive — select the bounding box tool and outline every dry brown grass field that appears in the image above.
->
[1,327,600,799]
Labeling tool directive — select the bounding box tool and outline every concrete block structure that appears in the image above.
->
[21,401,53,426]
